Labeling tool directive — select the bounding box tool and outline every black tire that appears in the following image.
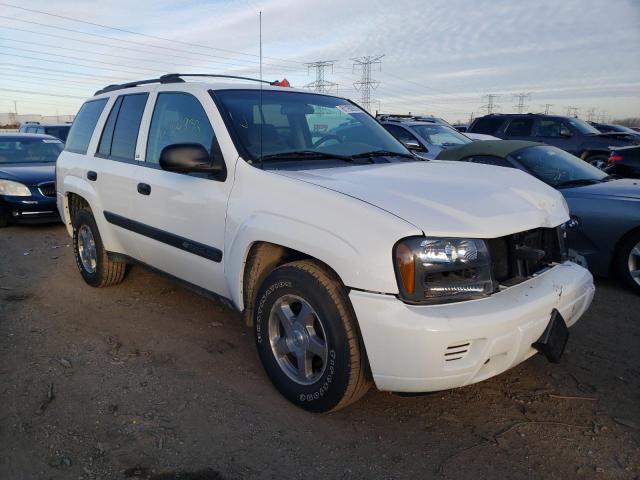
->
[72,208,127,287]
[615,231,640,294]
[254,260,371,412]
[586,154,608,170]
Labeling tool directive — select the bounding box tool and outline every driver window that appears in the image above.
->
[383,124,420,145]
[146,92,216,164]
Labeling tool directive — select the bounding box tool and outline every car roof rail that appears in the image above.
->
[23,121,40,124]
[94,73,281,96]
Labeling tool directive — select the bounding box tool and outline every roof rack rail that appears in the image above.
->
[94,73,281,96]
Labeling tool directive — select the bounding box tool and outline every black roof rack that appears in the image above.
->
[94,73,281,96]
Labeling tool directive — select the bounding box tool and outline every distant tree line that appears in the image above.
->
[612,117,640,127]
[0,123,19,129]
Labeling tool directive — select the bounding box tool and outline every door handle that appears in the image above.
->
[87,170,97,181]
[137,183,151,195]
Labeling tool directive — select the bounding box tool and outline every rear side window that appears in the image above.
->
[98,93,148,160]
[44,126,70,142]
[470,117,505,134]
[146,93,216,164]
[504,118,534,137]
[65,99,108,154]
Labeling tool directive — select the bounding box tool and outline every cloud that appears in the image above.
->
[0,0,638,120]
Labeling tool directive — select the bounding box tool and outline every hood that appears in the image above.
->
[561,178,640,200]
[0,162,56,186]
[273,160,568,238]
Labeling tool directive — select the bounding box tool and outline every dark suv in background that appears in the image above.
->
[19,122,72,143]
[468,114,638,168]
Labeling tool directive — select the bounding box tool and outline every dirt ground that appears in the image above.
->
[1,224,638,480]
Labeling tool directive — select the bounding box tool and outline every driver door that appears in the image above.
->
[125,89,233,298]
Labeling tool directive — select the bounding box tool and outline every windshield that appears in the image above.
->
[566,117,600,135]
[511,145,607,188]
[0,138,63,163]
[214,90,410,161]
[411,124,472,147]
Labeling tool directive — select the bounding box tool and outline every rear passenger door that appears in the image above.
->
[503,117,534,140]
[125,90,231,297]
[93,93,149,256]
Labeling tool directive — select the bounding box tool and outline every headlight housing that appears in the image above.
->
[0,179,31,197]
[393,237,494,304]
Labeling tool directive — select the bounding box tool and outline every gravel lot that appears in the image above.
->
[1,224,639,480]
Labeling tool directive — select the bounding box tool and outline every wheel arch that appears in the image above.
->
[611,224,640,273]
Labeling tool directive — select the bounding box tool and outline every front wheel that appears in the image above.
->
[254,260,371,412]
[615,231,640,294]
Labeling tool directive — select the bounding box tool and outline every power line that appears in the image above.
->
[0,3,306,66]
[304,60,338,93]
[542,103,553,114]
[0,17,301,73]
[352,55,384,112]
[0,51,155,77]
[0,88,86,100]
[512,92,531,113]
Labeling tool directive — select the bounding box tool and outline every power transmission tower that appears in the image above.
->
[566,105,579,117]
[542,103,553,114]
[304,60,338,93]
[586,107,597,122]
[597,110,608,123]
[352,55,384,112]
[512,93,531,113]
[481,94,500,114]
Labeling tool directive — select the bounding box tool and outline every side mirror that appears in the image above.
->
[559,127,572,138]
[159,143,223,174]
[403,140,426,152]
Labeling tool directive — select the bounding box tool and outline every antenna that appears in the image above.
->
[259,11,263,162]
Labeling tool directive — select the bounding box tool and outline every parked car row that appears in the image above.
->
[2,75,637,413]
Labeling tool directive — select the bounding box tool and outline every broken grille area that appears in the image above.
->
[487,227,564,287]
[38,182,56,197]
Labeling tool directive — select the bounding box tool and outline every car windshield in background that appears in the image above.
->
[511,145,607,188]
[0,138,63,164]
[567,118,601,135]
[214,90,409,162]
[411,124,472,147]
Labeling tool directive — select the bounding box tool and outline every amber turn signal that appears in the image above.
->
[395,242,415,294]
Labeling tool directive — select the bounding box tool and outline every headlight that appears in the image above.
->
[0,180,31,196]
[393,237,494,304]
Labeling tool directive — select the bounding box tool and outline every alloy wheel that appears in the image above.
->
[267,294,328,385]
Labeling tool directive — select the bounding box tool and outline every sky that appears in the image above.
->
[1,0,639,123]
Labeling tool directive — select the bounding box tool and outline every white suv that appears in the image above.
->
[57,74,595,412]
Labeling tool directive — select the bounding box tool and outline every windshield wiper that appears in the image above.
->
[555,178,601,188]
[257,151,354,162]
[349,150,417,160]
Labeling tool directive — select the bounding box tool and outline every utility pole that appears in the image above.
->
[512,93,531,113]
[352,55,384,112]
[566,105,579,117]
[586,107,597,122]
[481,94,500,114]
[304,60,338,93]
[542,103,553,114]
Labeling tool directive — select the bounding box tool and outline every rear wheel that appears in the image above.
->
[587,154,608,170]
[615,231,640,294]
[254,260,371,412]
[72,209,128,287]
